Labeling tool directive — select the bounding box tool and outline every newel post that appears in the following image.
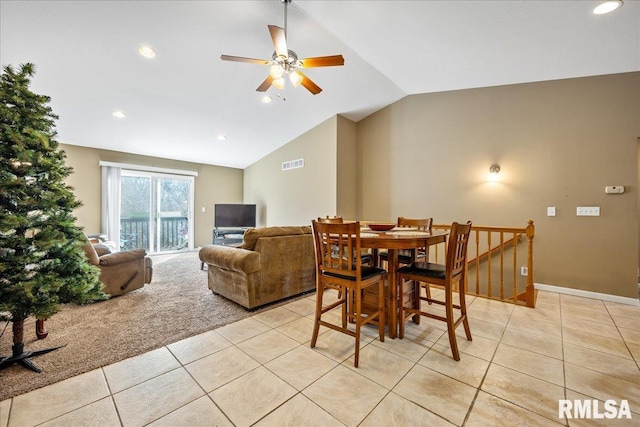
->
[525,220,535,307]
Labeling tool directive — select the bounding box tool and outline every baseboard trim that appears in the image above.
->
[535,283,640,306]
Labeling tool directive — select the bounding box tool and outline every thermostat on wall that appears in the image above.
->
[605,186,624,194]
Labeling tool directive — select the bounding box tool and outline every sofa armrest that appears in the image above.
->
[199,245,261,274]
[99,249,147,266]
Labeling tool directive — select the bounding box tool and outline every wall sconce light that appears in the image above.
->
[487,163,501,182]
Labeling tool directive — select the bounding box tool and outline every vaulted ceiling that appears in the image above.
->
[1,1,638,169]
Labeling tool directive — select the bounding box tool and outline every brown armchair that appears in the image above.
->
[82,238,153,296]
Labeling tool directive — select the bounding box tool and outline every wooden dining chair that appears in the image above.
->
[377,217,433,267]
[310,220,386,367]
[397,221,472,361]
[318,216,373,265]
[317,215,343,224]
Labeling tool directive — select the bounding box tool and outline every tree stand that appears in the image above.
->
[0,319,64,373]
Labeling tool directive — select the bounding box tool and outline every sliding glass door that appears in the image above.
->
[156,177,190,252]
[120,171,193,253]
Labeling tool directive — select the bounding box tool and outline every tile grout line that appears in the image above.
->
[602,301,640,372]
[236,311,349,426]
[559,293,569,427]
[469,299,571,426]
[461,299,515,427]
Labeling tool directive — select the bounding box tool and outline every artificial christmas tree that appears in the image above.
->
[0,63,108,372]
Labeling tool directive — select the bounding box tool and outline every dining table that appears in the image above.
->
[359,227,448,339]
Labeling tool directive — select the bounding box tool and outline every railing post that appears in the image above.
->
[525,220,535,307]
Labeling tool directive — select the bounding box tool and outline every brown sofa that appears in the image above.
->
[198,226,316,309]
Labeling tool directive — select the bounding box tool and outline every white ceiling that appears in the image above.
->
[1,1,638,169]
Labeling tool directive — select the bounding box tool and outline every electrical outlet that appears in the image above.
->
[520,266,528,276]
[576,207,600,216]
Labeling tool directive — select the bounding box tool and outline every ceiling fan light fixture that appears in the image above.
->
[289,71,303,88]
[593,0,623,14]
[261,95,272,103]
[269,64,284,79]
[272,77,285,90]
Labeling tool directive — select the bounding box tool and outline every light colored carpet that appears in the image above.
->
[0,250,298,400]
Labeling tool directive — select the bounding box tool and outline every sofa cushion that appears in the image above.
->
[242,225,311,251]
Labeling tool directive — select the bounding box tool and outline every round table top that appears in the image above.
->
[359,228,448,249]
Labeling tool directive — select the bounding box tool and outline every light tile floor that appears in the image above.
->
[2,289,640,427]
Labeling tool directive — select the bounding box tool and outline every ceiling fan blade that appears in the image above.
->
[298,72,322,95]
[256,75,274,92]
[298,55,345,68]
[221,55,270,65]
[268,25,288,58]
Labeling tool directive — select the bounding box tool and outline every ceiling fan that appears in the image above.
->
[220,0,344,95]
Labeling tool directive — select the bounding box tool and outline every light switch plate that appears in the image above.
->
[547,207,556,216]
[577,207,600,216]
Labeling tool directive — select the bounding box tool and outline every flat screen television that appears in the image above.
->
[214,204,256,228]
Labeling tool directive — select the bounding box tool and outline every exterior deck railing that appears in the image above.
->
[120,216,188,252]
[431,220,535,308]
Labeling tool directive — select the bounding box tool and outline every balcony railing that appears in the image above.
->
[431,220,535,308]
[120,216,188,252]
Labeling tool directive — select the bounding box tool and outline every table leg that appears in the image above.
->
[387,249,398,339]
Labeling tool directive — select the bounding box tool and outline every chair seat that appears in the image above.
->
[398,262,446,280]
[324,266,386,281]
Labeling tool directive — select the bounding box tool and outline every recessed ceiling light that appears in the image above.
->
[593,0,623,14]
[217,135,227,141]
[138,46,156,58]
[261,95,272,104]
[112,110,126,118]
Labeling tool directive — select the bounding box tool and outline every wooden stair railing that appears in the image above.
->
[431,220,535,308]
[466,234,521,266]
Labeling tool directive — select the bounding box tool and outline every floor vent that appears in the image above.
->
[282,158,304,171]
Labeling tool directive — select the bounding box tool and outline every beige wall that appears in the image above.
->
[357,72,640,298]
[336,116,357,220]
[61,144,243,248]
[244,116,338,226]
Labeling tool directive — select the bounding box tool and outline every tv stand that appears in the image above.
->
[200,228,247,270]
[212,227,246,246]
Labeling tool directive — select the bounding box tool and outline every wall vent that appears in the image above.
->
[282,158,304,171]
